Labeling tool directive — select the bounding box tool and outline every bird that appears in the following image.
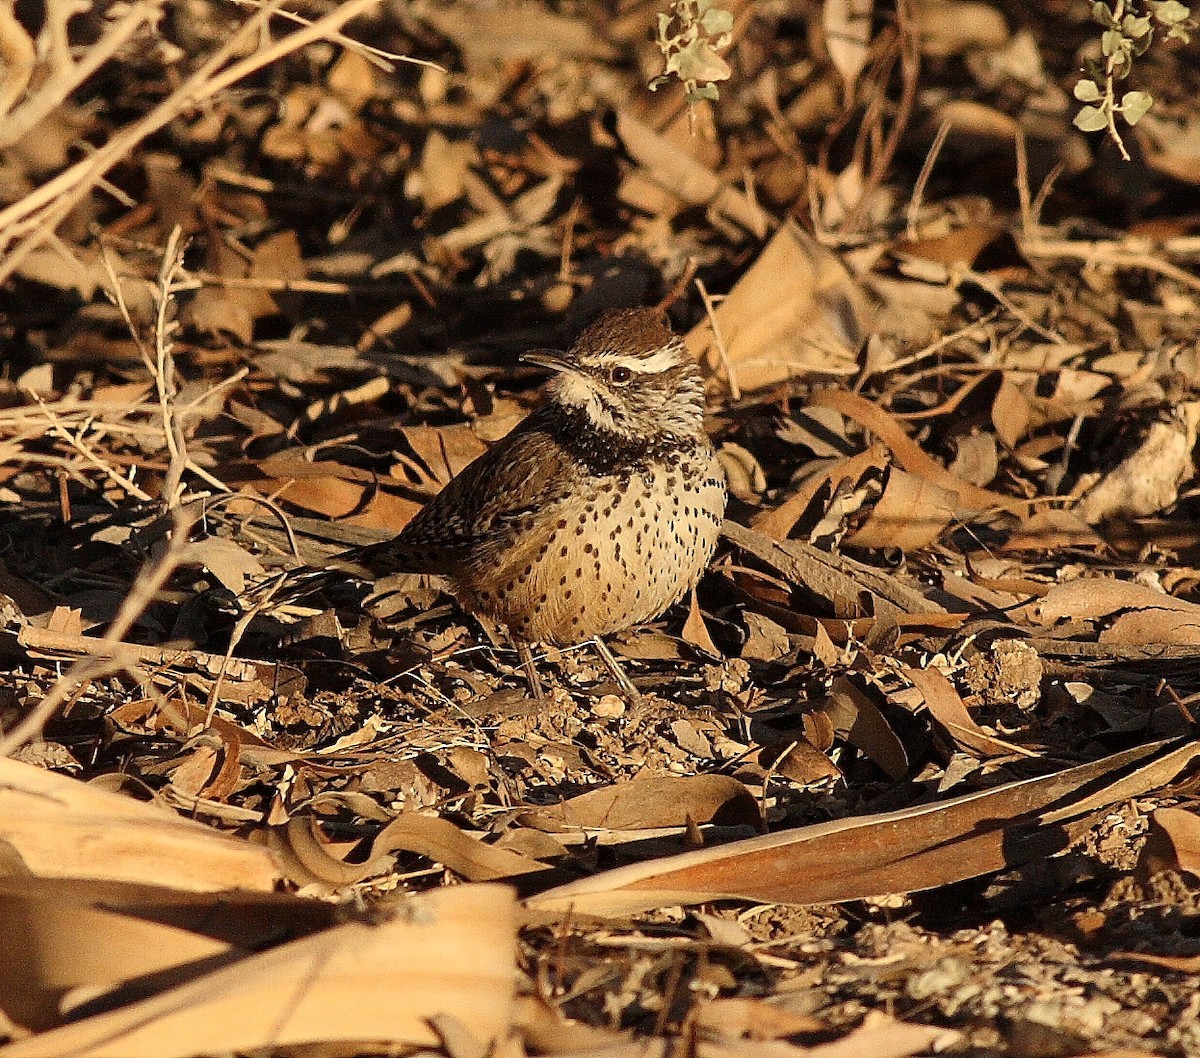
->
[259,307,728,698]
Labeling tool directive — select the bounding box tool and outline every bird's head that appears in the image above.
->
[524,309,707,442]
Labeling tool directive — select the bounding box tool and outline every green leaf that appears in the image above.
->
[1074,105,1110,132]
[1150,0,1191,24]
[1092,1,1118,27]
[686,83,720,103]
[700,6,734,34]
[1122,13,1153,36]
[673,38,732,82]
[1120,90,1153,124]
[1101,28,1126,55]
[1074,78,1103,102]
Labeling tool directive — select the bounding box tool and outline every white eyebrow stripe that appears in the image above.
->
[628,346,680,373]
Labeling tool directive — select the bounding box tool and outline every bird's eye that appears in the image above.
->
[609,365,633,384]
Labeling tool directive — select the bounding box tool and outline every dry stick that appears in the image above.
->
[0,0,282,263]
[862,313,999,380]
[206,591,277,727]
[905,118,952,241]
[0,507,195,756]
[694,276,738,401]
[843,0,921,234]
[152,228,194,507]
[201,490,302,560]
[225,0,444,73]
[100,243,242,502]
[1029,161,1064,233]
[1015,130,1065,241]
[1022,240,1200,294]
[960,267,1067,345]
[192,271,413,295]
[0,0,383,282]
[24,391,155,501]
[1014,126,1034,237]
[100,229,202,506]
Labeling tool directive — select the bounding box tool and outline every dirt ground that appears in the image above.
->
[3,0,1200,1055]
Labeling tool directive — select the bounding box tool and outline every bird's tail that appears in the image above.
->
[239,538,430,612]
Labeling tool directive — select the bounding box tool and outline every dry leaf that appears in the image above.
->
[529,739,1200,914]
[821,676,909,780]
[1078,406,1200,523]
[1137,807,1200,879]
[520,774,760,832]
[845,466,957,551]
[686,223,875,388]
[902,665,1010,759]
[810,388,1027,515]
[1,885,517,1057]
[0,757,282,892]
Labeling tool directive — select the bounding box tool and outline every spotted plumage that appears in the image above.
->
[282,308,727,694]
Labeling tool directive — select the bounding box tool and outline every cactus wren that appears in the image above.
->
[274,308,727,697]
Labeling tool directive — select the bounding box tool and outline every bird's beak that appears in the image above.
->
[522,348,571,372]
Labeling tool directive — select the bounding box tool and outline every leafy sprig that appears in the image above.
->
[649,0,734,106]
[1073,0,1193,160]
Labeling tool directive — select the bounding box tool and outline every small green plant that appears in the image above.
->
[649,0,734,107]
[1074,0,1192,160]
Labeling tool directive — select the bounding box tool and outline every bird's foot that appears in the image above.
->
[517,641,548,701]
[590,637,643,703]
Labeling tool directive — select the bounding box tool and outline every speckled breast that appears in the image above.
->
[455,445,727,645]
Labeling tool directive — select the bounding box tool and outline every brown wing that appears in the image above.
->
[353,406,581,576]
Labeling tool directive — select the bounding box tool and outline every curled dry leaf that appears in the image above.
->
[811,388,1028,516]
[616,111,770,237]
[1031,578,1200,626]
[992,376,1033,450]
[423,2,618,67]
[681,587,720,656]
[914,0,1010,56]
[723,522,951,624]
[270,810,549,889]
[902,664,1011,759]
[1002,508,1103,551]
[185,537,265,594]
[248,453,423,530]
[1102,609,1200,646]
[752,443,889,542]
[690,994,825,1040]
[0,876,336,1034]
[770,738,842,785]
[821,676,909,780]
[396,423,490,488]
[948,431,999,487]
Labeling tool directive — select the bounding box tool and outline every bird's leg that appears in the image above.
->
[517,641,547,700]
[591,637,641,700]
